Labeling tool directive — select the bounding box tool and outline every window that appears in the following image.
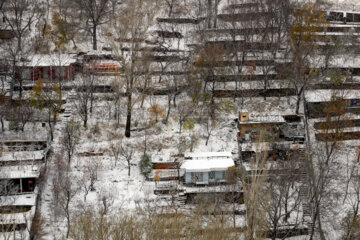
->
[0,179,20,195]
[43,68,49,79]
[327,12,343,21]
[346,13,354,22]
[21,69,31,79]
[191,172,203,182]
[209,171,215,181]
[354,14,360,23]
[22,178,35,192]
[55,67,67,78]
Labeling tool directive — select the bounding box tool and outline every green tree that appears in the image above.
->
[139,154,152,178]
[30,78,62,140]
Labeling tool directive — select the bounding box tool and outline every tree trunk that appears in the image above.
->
[0,117,4,131]
[128,161,131,176]
[66,214,70,238]
[211,80,215,119]
[84,113,87,128]
[48,111,53,141]
[207,0,212,28]
[296,85,305,114]
[92,24,97,50]
[205,133,211,146]
[90,90,93,114]
[65,197,70,238]
[165,94,171,124]
[125,92,132,138]
[179,119,183,133]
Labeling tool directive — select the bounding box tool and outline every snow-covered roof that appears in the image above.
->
[184,152,232,159]
[0,166,40,179]
[17,54,77,67]
[305,89,360,102]
[181,158,234,172]
[0,193,37,207]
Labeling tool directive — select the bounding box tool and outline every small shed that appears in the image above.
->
[15,54,77,82]
[181,156,234,185]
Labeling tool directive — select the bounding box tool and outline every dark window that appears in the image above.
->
[346,13,354,22]
[328,12,344,21]
[209,171,215,180]
[191,172,203,182]
[354,14,360,23]
[0,179,20,195]
[22,178,35,192]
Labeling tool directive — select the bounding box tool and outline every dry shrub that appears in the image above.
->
[69,209,243,240]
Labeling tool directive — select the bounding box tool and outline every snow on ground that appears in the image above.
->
[34,84,299,239]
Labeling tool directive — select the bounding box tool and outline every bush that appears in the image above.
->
[139,154,152,178]
[91,122,101,135]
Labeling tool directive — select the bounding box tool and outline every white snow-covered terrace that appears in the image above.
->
[0,165,40,179]
[0,193,37,207]
[0,210,34,225]
[305,89,360,102]
[184,184,242,193]
[0,151,44,163]
[311,55,360,68]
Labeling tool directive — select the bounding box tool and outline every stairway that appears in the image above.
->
[174,192,187,206]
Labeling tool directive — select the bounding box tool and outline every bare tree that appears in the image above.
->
[119,141,134,177]
[305,91,350,240]
[1,0,44,98]
[53,164,79,238]
[74,73,96,128]
[78,159,99,202]
[106,0,158,138]
[109,140,121,168]
[61,120,80,164]
[176,100,194,133]
[7,102,34,132]
[96,188,115,216]
[341,148,360,240]
[260,166,302,240]
[288,2,327,113]
[68,0,111,50]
